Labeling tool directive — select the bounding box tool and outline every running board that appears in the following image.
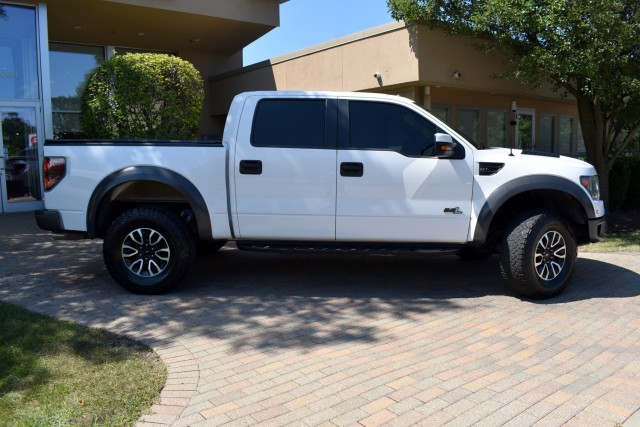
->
[235,241,463,255]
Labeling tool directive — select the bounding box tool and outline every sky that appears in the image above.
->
[243,0,395,66]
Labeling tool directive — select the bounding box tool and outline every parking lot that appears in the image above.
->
[1,212,639,426]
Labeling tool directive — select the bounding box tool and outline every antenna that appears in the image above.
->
[509,101,517,156]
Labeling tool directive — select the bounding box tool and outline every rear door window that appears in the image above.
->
[252,99,326,148]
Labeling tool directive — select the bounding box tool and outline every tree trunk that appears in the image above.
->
[575,94,611,210]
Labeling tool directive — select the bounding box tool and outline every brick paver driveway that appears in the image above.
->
[1,213,639,427]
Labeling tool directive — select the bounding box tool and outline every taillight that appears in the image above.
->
[43,157,66,191]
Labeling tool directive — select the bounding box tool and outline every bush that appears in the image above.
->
[81,53,204,140]
[626,157,640,209]
[608,156,640,210]
[609,157,631,210]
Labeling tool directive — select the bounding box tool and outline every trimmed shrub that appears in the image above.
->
[81,53,204,140]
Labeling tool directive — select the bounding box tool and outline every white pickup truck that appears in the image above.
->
[36,91,606,298]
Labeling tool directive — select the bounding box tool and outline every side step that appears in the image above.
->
[235,241,462,255]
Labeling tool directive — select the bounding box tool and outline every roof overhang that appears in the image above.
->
[42,0,283,54]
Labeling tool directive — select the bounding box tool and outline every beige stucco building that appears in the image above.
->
[1,2,582,214]
[0,0,285,213]
[211,21,584,157]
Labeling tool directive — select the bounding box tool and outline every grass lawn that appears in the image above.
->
[0,302,166,426]
[580,231,640,253]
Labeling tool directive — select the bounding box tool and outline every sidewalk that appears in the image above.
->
[1,212,639,426]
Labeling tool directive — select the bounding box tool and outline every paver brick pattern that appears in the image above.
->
[1,213,639,426]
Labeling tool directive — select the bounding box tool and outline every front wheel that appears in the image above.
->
[103,207,195,294]
[500,210,577,299]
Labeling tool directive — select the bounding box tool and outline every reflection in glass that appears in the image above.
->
[0,4,39,100]
[486,111,507,148]
[540,114,555,153]
[457,108,481,147]
[517,113,533,150]
[431,105,450,124]
[2,108,41,202]
[560,116,574,155]
[49,43,105,138]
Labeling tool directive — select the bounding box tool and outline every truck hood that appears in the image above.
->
[474,148,597,178]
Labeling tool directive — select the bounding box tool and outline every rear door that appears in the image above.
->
[232,95,338,240]
[336,98,474,243]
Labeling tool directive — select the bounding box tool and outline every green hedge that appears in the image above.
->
[81,53,204,140]
[609,156,640,210]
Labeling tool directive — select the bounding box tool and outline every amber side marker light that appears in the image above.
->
[43,157,66,191]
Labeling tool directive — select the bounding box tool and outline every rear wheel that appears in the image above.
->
[103,207,195,294]
[500,210,577,299]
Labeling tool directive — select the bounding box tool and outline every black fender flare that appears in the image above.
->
[473,175,594,244]
[87,166,212,240]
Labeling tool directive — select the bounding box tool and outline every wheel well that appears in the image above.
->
[92,180,198,239]
[484,189,591,249]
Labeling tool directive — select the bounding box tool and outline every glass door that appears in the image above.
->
[0,105,43,213]
[516,109,535,151]
[0,3,46,213]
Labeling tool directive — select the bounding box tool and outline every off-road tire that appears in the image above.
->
[103,207,195,294]
[500,210,577,299]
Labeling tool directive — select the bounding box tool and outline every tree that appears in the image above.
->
[81,53,204,140]
[387,0,640,207]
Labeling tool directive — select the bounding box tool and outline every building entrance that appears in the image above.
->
[1,105,43,212]
[0,3,45,213]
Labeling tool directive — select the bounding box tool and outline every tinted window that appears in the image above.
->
[349,101,438,157]
[252,99,326,148]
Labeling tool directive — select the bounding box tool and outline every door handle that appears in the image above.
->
[239,160,262,175]
[340,162,363,177]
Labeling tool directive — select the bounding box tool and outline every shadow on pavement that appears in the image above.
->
[1,213,639,353]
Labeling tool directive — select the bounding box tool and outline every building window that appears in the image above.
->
[431,105,450,124]
[576,123,586,155]
[486,110,507,148]
[457,108,481,147]
[111,46,175,58]
[559,116,574,155]
[539,114,555,153]
[49,43,104,138]
[0,4,39,100]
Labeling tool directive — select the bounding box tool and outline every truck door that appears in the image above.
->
[336,99,474,243]
[232,96,338,240]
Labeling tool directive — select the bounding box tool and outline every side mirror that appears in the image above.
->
[434,133,457,158]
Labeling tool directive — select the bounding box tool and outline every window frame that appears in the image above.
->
[485,109,509,148]
[456,106,482,148]
[430,104,451,124]
[49,42,106,138]
[559,115,575,156]
[539,113,556,154]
